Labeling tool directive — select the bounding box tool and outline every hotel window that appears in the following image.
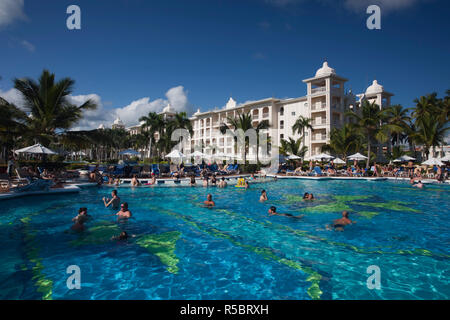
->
[280,107,284,116]
[291,112,295,116]
[280,134,284,139]
[280,120,284,129]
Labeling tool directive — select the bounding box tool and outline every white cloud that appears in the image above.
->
[69,86,192,130]
[0,88,25,108]
[20,39,35,52]
[0,0,26,28]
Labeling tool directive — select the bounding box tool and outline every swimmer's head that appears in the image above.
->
[303,192,309,199]
[261,189,266,194]
[269,206,276,214]
[207,194,212,201]
[119,231,128,240]
[121,202,128,210]
[112,189,117,196]
[222,177,225,181]
[342,211,349,218]
[79,207,87,214]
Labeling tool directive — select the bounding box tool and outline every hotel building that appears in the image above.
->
[123,61,394,161]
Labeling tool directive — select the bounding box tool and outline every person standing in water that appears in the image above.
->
[331,211,356,231]
[204,194,215,207]
[116,202,132,219]
[103,190,120,209]
[260,190,268,202]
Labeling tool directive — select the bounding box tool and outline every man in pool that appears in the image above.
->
[412,180,424,188]
[204,194,215,207]
[103,190,120,209]
[303,192,314,200]
[260,190,268,202]
[268,206,303,219]
[116,202,132,219]
[331,211,356,231]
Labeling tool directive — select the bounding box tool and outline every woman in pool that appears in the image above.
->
[218,177,227,188]
[202,177,209,187]
[190,175,196,186]
[131,175,140,187]
[103,189,120,209]
[210,175,217,186]
[260,190,268,202]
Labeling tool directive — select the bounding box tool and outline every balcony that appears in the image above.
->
[311,102,326,111]
[262,113,269,118]
[312,118,327,126]
[312,134,327,142]
[311,87,326,94]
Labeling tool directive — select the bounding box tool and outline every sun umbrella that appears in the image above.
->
[119,149,140,156]
[439,154,450,162]
[165,150,186,158]
[393,155,416,162]
[348,152,368,160]
[309,153,334,161]
[287,154,302,160]
[14,144,57,155]
[422,158,444,166]
[333,157,346,164]
[188,151,206,158]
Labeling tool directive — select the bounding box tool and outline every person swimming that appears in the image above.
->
[116,202,132,219]
[112,231,129,241]
[268,206,303,219]
[244,180,249,189]
[412,180,424,188]
[331,211,356,231]
[303,192,314,200]
[204,194,215,207]
[103,189,120,209]
[260,189,268,202]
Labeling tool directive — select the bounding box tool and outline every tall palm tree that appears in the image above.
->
[139,112,166,158]
[381,104,411,147]
[346,100,389,168]
[13,69,97,145]
[220,112,253,164]
[292,116,313,147]
[168,112,193,153]
[254,120,270,163]
[321,124,361,160]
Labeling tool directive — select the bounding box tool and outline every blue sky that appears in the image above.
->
[0,0,449,129]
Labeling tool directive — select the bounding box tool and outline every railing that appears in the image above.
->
[311,87,326,94]
[262,113,269,118]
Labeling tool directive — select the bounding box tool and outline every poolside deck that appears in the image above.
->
[271,174,450,184]
[0,185,81,200]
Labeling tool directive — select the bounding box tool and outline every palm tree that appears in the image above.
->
[413,113,449,159]
[346,100,389,168]
[168,112,193,154]
[381,104,410,147]
[254,120,270,163]
[220,112,253,164]
[279,137,308,158]
[292,116,313,147]
[13,69,97,145]
[139,112,166,158]
[321,124,361,160]
[0,97,28,160]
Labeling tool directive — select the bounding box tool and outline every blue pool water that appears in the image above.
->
[0,179,449,300]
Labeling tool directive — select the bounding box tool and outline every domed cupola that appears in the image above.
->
[315,61,336,77]
[365,80,384,95]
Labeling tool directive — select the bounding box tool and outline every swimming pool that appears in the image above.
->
[0,179,448,300]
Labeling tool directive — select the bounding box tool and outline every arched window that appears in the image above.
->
[280,107,284,116]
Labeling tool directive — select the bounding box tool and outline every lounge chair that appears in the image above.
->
[130,165,142,176]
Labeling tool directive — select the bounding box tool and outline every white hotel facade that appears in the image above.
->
[123,61,394,161]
